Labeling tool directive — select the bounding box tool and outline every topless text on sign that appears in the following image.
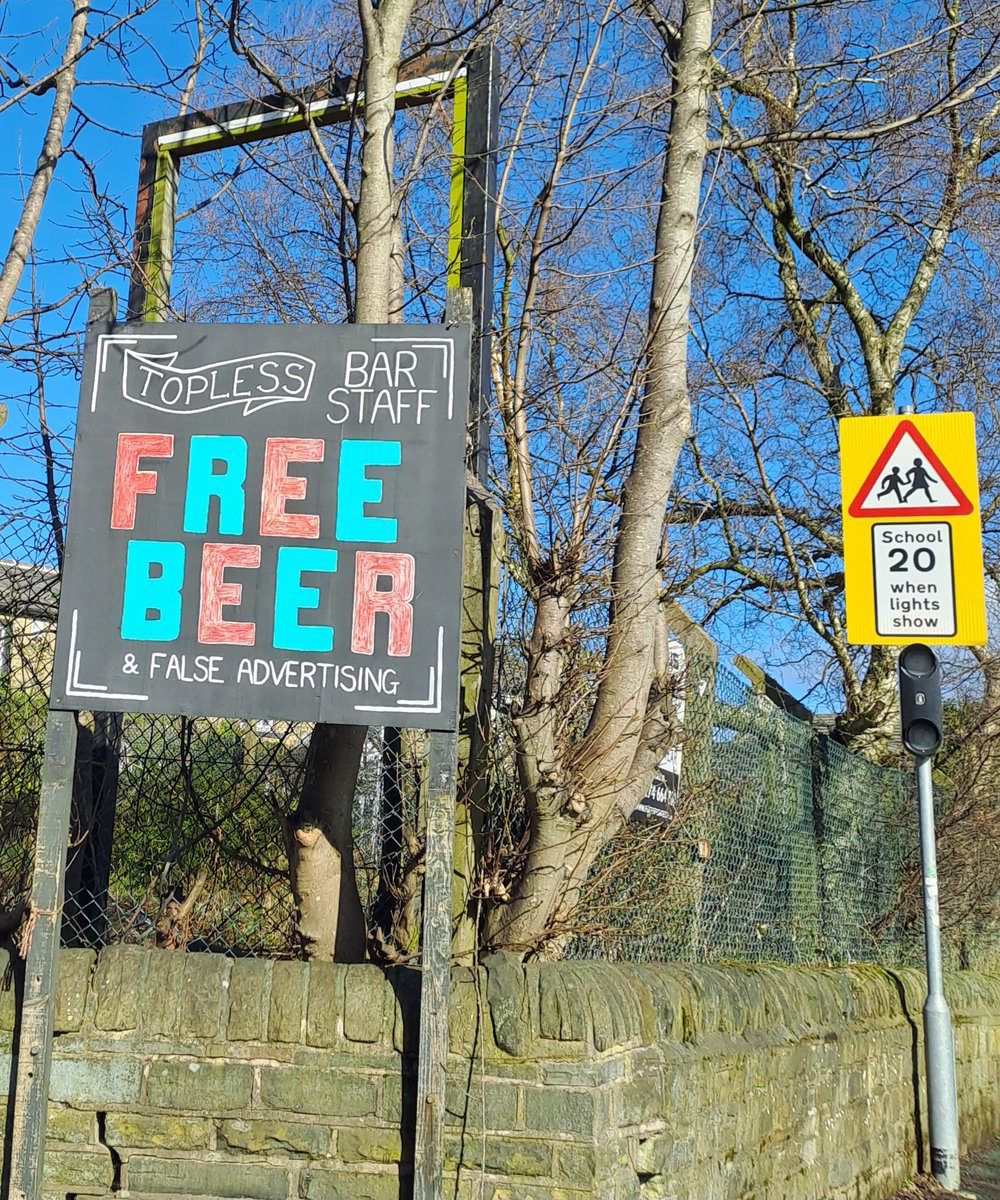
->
[51,323,470,728]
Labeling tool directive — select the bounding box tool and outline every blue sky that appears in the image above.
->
[2,1,996,712]
[0,2,213,539]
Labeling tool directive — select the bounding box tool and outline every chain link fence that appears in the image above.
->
[565,663,928,968]
[0,515,400,957]
[1,511,993,969]
[0,681,393,957]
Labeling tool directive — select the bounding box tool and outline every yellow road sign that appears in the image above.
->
[839,412,986,646]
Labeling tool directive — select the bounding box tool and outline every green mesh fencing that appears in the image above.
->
[567,660,935,969]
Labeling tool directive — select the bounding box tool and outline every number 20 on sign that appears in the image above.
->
[839,412,987,646]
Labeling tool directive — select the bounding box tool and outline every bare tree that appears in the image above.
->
[179,0,718,958]
[670,0,1000,749]
[478,0,715,953]
[0,0,90,327]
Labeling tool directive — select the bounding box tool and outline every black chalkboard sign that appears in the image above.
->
[51,322,470,730]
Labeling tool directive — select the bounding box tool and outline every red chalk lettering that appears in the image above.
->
[198,542,260,645]
[351,551,415,656]
[110,432,174,529]
[260,437,323,538]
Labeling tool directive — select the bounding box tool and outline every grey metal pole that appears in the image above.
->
[915,753,961,1191]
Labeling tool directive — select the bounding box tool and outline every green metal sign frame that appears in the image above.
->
[128,46,498,480]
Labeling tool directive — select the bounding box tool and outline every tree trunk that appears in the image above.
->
[288,0,413,961]
[0,0,88,325]
[289,724,368,961]
[354,0,413,325]
[487,0,715,954]
[836,644,899,754]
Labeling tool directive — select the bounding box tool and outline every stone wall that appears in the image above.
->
[1,948,999,1199]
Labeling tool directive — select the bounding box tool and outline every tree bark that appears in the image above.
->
[354,0,413,325]
[0,0,88,326]
[488,0,715,952]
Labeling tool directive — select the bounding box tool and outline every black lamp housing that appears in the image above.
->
[897,642,943,757]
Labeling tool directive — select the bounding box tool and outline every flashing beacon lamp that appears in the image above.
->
[897,643,943,757]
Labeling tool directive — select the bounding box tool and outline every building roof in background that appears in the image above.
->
[0,559,59,620]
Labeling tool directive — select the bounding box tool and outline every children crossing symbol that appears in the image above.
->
[848,419,973,518]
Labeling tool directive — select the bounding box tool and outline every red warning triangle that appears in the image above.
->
[848,420,973,518]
